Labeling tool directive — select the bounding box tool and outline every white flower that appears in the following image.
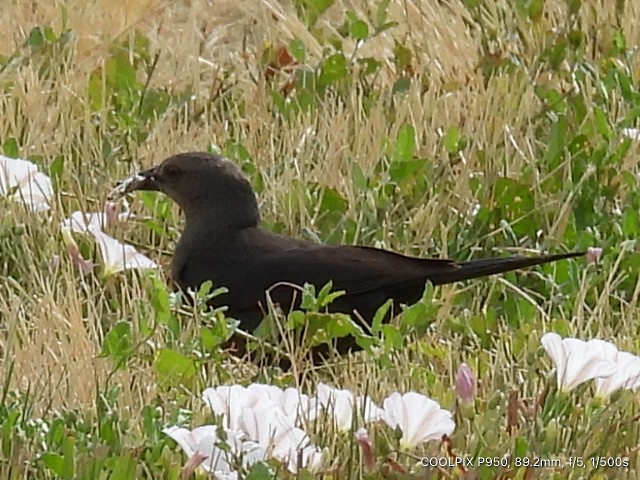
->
[61,210,107,234]
[621,128,640,140]
[162,425,265,480]
[592,341,640,397]
[239,407,309,461]
[316,383,383,432]
[283,444,324,474]
[541,333,618,392]
[247,383,320,422]
[15,171,53,212]
[61,203,129,234]
[382,392,455,450]
[202,384,325,474]
[239,407,323,473]
[0,155,37,191]
[89,229,158,276]
[202,385,263,430]
[0,155,53,212]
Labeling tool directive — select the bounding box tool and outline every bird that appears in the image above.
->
[110,152,586,356]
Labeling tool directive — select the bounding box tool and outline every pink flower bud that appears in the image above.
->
[355,428,374,470]
[456,363,476,404]
[585,247,602,265]
[180,451,208,480]
[104,201,119,228]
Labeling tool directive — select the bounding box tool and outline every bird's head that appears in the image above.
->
[110,152,260,229]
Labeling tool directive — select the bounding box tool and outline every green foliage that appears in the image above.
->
[86,32,193,153]
[4,0,640,478]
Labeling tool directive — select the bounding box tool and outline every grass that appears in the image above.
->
[1,0,640,478]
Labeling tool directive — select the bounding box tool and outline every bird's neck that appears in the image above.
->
[183,211,259,236]
[181,190,261,233]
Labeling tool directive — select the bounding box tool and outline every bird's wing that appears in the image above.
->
[251,243,459,296]
[248,241,584,296]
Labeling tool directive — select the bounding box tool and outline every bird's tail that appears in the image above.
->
[429,251,586,286]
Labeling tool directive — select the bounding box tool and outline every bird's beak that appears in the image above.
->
[108,167,159,200]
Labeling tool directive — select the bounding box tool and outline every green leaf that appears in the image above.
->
[376,0,391,26]
[27,26,55,48]
[393,43,412,71]
[623,207,639,237]
[300,283,320,310]
[317,284,345,308]
[306,313,367,345]
[148,275,171,325]
[349,19,369,41]
[106,454,137,479]
[197,280,214,298]
[389,159,426,185]
[371,299,393,334]
[245,462,275,480]
[319,187,348,214]
[99,322,132,368]
[393,123,416,162]
[154,349,198,389]
[200,326,221,352]
[295,0,335,27]
[444,126,461,154]
[357,57,381,75]
[289,39,306,63]
[543,116,568,169]
[61,435,75,479]
[528,0,544,20]
[351,162,368,190]
[392,77,411,94]
[49,155,65,183]
[287,310,307,329]
[42,453,65,476]
[2,138,19,158]
[318,53,348,86]
[379,324,403,349]
[374,21,399,36]
[515,436,529,457]
[593,107,612,140]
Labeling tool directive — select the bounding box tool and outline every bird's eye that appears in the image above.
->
[163,165,182,179]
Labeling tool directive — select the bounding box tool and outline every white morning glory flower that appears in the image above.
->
[283,444,324,474]
[239,407,315,466]
[541,333,618,392]
[316,383,383,432]
[163,425,265,480]
[0,155,53,212]
[382,392,455,450]
[61,210,107,234]
[239,407,323,473]
[202,385,324,473]
[202,385,265,430]
[247,383,320,422]
[60,202,129,234]
[591,340,640,398]
[89,229,158,276]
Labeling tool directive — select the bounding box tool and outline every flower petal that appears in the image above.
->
[317,383,381,432]
[542,333,618,392]
[90,229,158,275]
[382,392,455,450]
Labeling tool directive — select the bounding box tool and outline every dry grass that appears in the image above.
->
[1,0,640,477]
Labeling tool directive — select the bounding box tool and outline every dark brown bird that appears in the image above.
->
[110,152,585,347]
